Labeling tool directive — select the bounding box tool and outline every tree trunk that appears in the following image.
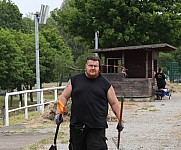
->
[17,85,23,106]
[30,85,33,102]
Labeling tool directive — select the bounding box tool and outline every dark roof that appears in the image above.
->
[91,43,176,53]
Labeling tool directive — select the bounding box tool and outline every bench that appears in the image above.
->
[0,106,5,125]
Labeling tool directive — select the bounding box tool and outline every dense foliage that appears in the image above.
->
[0,0,74,92]
[0,0,22,30]
[53,0,181,48]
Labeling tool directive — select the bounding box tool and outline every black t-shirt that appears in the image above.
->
[155,72,166,89]
[70,73,111,128]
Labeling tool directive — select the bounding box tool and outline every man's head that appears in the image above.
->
[158,67,162,73]
[85,56,100,78]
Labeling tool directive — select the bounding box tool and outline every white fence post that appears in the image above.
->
[24,92,28,119]
[55,89,58,101]
[5,94,9,126]
[41,91,44,113]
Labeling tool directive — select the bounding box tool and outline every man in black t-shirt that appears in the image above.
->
[155,67,166,89]
[55,56,124,150]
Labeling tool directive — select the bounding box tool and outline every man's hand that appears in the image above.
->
[55,114,63,125]
[116,121,124,132]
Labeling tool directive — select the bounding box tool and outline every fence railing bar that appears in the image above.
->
[8,100,57,113]
[6,86,66,96]
[5,86,65,126]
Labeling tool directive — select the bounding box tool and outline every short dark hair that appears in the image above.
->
[86,55,100,62]
[86,55,101,71]
[158,67,162,72]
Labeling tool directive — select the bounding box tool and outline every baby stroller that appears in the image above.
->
[155,88,171,100]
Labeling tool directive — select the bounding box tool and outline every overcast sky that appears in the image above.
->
[11,0,63,16]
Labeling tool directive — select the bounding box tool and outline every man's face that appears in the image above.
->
[85,60,100,78]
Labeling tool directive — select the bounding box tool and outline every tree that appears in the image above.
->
[51,9,89,60]
[171,46,181,72]
[0,29,26,91]
[40,27,74,82]
[20,17,34,34]
[12,30,36,88]
[159,52,175,74]
[0,0,22,30]
[53,0,181,49]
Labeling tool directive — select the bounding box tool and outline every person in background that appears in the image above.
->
[155,67,166,89]
[55,55,124,150]
[121,64,128,77]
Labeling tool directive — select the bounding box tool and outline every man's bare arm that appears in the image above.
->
[107,86,121,121]
[56,81,72,114]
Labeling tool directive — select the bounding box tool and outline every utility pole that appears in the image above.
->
[34,13,40,111]
[95,31,99,56]
[34,5,49,111]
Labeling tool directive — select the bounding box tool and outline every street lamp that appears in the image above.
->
[34,4,49,111]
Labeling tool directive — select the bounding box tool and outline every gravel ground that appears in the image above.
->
[114,93,181,150]
[107,96,181,150]
[0,93,181,150]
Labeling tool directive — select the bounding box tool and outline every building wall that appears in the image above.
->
[103,73,153,97]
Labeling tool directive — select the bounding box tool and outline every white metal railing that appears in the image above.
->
[5,86,65,126]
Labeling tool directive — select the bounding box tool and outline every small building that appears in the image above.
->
[91,43,176,97]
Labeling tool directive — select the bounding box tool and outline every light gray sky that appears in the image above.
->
[11,0,63,16]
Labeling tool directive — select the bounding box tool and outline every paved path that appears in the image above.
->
[0,125,54,150]
[0,93,181,150]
